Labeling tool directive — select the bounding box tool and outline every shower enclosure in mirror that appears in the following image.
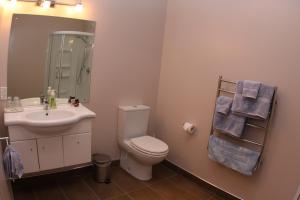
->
[46,31,94,102]
[7,14,96,102]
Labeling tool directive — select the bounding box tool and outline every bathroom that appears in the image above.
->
[0,0,299,200]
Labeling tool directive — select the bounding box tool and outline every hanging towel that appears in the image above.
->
[242,80,261,99]
[216,96,232,115]
[232,81,275,120]
[208,135,260,176]
[213,96,246,137]
[3,146,24,179]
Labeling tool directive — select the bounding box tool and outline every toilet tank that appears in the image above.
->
[118,105,150,140]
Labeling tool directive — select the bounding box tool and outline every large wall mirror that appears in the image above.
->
[7,14,96,102]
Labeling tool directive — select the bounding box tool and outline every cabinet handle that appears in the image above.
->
[30,148,33,152]
[77,141,80,144]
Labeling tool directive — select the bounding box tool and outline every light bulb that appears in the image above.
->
[75,3,83,12]
[0,0,5,7]
[41,0,51,8]
[6,0,17,9]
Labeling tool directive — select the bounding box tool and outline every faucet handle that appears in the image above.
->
[40,95,46,104]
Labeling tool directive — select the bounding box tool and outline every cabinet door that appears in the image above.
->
[37,137,64,171]
[10,140,39,174]
[63,133,91,166]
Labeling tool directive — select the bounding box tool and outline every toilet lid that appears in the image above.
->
[130,136,168,155]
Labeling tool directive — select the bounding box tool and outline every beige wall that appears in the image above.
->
[0,0,166,198]
[156,1,300,200]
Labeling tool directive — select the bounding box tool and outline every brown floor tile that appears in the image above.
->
[111,195,132,200]
[13,186,36,200]
[58,175,98,200]
[111,166,146,193]
[168,175,212,199]
[144,164,177,185]
[33,181,66,200]
[13,165,230,200]
[83,174,124,199]
[128,187,164,200]
[150,179,206,200]
[210,194,227,200]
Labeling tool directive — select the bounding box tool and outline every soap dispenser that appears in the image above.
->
[49,89,57,109]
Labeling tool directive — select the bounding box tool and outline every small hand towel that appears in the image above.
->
[242,80,261,99]
[3,146,24,179]
[216,96,232,115]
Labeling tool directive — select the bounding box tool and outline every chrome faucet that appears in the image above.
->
[44,101,49,116]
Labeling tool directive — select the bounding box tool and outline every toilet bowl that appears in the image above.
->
[117,105,169,181]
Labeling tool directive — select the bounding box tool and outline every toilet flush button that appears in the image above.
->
[0,87,7,100]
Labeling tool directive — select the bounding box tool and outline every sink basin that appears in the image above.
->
[25,110,75,121]
[4,103,96,128]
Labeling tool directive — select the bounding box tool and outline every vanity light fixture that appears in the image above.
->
[4,0,17,9]
[75,0,83,12]
[41,0,51,8]
[0,0,84,10]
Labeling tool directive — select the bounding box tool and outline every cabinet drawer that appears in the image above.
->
[37,137,64,171]
[63,133,91,166]
[10,140,39,174]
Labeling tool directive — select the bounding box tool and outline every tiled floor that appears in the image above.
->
[13,164,227,200]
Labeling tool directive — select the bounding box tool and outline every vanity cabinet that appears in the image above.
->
[10,140,39,174]
[63,133,91,166]
[7,119,93,175]
[37,137,64,171]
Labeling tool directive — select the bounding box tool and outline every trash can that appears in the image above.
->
[92,154,112,183]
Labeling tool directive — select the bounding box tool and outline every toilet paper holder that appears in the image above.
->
[182,122,196,134]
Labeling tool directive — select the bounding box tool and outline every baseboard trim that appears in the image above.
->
[162,160,242,200]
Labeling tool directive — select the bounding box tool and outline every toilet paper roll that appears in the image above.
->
[182,122,196,134]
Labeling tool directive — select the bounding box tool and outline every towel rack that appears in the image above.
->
[0,137,10,146]
[209,75,277,168]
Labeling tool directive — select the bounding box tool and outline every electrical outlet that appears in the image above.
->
[0,87,7,100]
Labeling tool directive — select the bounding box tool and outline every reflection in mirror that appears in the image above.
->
[8,14,96,102]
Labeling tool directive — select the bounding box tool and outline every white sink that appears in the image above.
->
[25,110,75,121]
[4,103,96,128]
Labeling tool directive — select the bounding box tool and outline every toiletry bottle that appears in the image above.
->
[49,89,57,109]
[47,86,52,103]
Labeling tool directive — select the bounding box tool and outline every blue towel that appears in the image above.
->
[214,96,246,137]
[3,146,24,179]
[216,96,232,115]
[242,80,261,99]
[232,81,275,120]
[208,135,260,176]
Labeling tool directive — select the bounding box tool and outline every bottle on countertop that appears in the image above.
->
[47,86,52,102]
[49,89,57,109]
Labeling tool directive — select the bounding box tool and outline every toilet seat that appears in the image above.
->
[129,136,168,156]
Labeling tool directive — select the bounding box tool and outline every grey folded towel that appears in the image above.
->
[242,80,261,99]
[232,81,275,120]
[216,96,232,115]
[214,96,246,137]
[208,135,260,176]
[3,146,24,179]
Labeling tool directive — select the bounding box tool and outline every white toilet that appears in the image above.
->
[117,105,169,181]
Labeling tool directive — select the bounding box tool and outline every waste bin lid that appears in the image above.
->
[92,153,111,164]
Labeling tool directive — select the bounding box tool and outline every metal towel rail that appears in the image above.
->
[209,76,277,167]
[0,137,10,146]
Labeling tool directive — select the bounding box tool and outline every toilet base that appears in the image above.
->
[120,151,152,181]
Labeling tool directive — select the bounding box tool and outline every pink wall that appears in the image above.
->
[156,1,300,200]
